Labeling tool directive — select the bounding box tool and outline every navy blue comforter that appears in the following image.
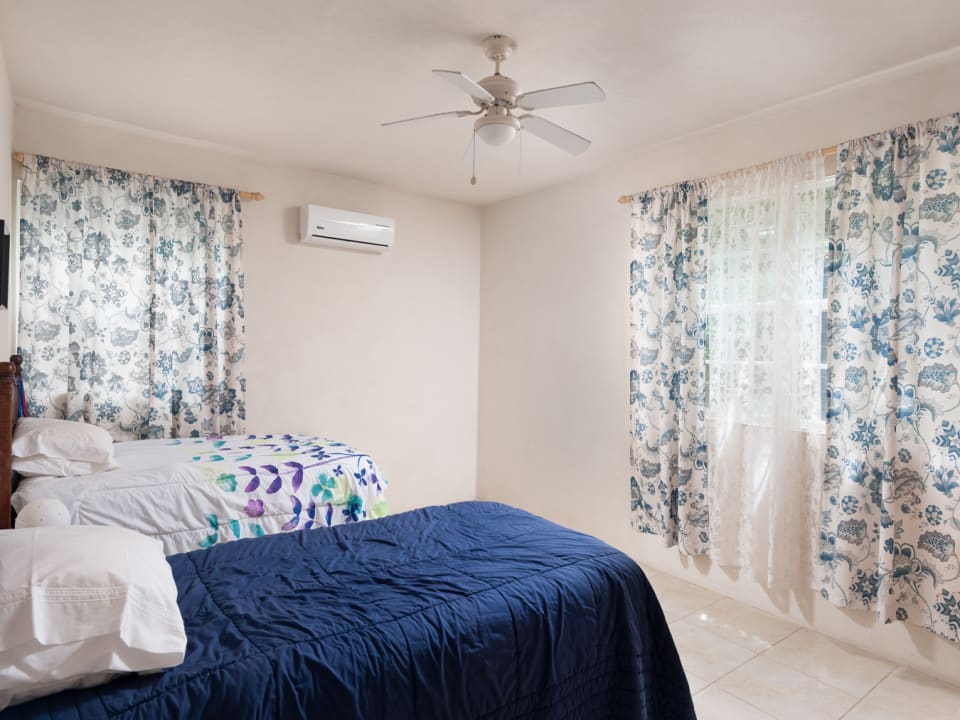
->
[6,502,695,719]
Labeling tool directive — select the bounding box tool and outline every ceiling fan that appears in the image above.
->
[383,34,605,181]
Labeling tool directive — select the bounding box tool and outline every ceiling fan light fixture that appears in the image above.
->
[383,33,604,172]
[474,114,520,146]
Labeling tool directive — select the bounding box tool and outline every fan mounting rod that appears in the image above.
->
[482,34,515,74]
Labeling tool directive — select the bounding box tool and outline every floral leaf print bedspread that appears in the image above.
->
[11,434,388,555]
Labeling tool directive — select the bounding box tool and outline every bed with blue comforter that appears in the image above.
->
[4,502,695,720]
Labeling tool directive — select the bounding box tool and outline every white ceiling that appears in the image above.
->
[2,0,959,205]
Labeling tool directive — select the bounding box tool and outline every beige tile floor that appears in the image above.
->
[644,569,960,720]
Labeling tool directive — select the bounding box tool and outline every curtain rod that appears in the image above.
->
[616,144,838,205]
[12,152,265,202]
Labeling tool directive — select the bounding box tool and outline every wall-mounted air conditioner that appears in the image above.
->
[299,205,395,253]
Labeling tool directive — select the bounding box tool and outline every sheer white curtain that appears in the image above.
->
[706,152,826,587]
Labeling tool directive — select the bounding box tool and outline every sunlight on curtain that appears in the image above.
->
[629,182,710,555]
[706,152,826,587]
[17,154,245,440]
[818,113,960,641]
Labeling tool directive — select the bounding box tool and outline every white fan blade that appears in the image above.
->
[520,115,591,155]
[516,82,605,110]
[433,69,495,103]
[382,110,471,127]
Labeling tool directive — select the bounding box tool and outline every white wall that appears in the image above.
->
[478,52,960,681]
[13,104,482,514]
[0,40,13,359]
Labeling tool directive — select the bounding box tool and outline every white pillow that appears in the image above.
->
[11,454,113,478]
[12,418,115,469]
[0,525,187,709]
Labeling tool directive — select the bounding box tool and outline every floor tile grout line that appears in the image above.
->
[696,659,777,718]
[679,615,762,700]
[898,662,960,692]
[672,609,765,664]
[691,679,712,697]
[663,597,724,625]
[836,664,901,719]
[671,583,898,701]
[759,625,804,651]
[667,592,861,717]
[754,649,864,704]
[679,597,723,620]
[698,685,778,719]
[765,626,805,647]
[725,685,778,719]
[670,590,804,705]
[657,574,960,713]
[714,652,863,720]
[682,604,802,655]
[658,576,805,641]
[686,626,766,695]
[692,626,862,716]
[758,627,901,699]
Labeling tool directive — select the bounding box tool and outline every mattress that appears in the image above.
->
[11,434,388,555]
[3,502,695,720]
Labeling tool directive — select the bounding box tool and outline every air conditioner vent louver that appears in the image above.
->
[299,205,395,253]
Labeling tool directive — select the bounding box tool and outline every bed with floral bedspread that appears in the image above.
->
[11,434,388,555]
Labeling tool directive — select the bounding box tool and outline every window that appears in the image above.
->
[705,174,831,434]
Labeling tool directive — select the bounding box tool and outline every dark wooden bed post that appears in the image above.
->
[0,358,17,529]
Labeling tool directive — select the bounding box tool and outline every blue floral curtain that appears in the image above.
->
[18,154,245,440]
[818,112,960,641]
[630,182,710,554]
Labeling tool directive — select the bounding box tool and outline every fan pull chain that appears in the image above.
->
[518,129,522,176]
[470,131,477,185]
